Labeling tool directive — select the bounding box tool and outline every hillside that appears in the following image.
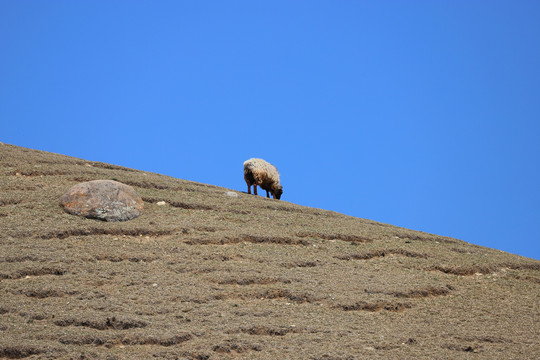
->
[0,143,539,359]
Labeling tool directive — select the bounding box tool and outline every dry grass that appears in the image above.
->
[1,143,539,359]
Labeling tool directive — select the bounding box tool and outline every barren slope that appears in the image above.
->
[0,143,539,359]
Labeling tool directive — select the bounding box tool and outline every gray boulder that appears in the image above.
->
[60,180,144,222]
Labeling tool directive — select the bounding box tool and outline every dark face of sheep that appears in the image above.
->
[274,187,283,200]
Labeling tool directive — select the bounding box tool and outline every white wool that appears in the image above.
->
[243,158,283,199]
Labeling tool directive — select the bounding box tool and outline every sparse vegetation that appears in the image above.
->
[0,143,539,359]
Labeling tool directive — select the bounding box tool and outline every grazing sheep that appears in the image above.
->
[243,158,283,200]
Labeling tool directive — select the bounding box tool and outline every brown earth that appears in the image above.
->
[0,143,539,359]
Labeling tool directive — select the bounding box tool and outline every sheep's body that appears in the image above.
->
[243,158,283,200]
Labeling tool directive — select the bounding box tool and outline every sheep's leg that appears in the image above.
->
[253,185,258,195]
[247,184,251,194]
[266,190,270,198]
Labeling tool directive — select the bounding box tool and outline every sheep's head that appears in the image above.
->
[273,185,283,200]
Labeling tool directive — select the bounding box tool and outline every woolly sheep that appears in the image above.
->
[243,158,283,200]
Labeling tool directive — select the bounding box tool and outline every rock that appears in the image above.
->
[59,180,143,222]
[224,191,238,198]
[156,201,167,206]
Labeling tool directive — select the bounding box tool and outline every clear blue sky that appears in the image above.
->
[1,1,539,260]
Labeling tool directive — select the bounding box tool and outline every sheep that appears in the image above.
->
[243,158,283,200]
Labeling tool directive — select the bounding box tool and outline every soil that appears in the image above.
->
[1,143,539,359]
